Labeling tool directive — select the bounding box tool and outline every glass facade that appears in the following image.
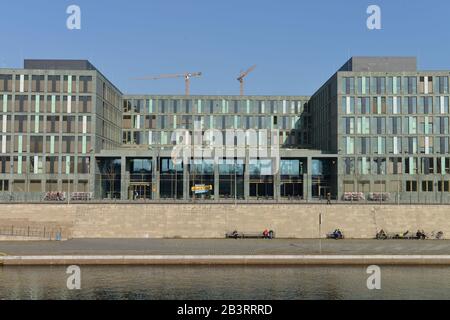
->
[2,57,450,203]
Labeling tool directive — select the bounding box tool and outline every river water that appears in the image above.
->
[0,265,449,300]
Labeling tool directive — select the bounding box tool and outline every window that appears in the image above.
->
[0,180,9,191]
[159,157,183,199]
[30,136,43,153]
[14,115,27,133]
[405,157,418,174]
[62,116,76,133]
[437,157,450,174]
[418,97,433,114]
[15,75,29,93]
[63,75,76,93]
[372,158,386,174]
[374,118,386,134]
[387,77,401,94]
[30,156,43,174]
[47,75,61,92]
[14,95,28,112]
[357,97,370,114]
[371,77,385,94]
[437,96,449,114]
[358,157,370,175]
[422,181,433,192]
[356,117,370,134]
[434,76,449,94]
[388,117,401,135]
[79,96,92,113]
[407,137,418,154]
[342,97,355,114]
[342,77,355,94]
[77,157,90,174]
[357,77,370,94]
[344,118,355,134]
[79,76,92,93]
[345,137,354,154]
[403,97,417,114]
[1,94,11,112]
[408,117,417,134]
[358,137,370,154]
[78,136,91,153]
[421,157,434,174]
[62,136,75,153]
[406,181,417,192]
[0,75,13,91]
[419,76,433,94]
[388,157,402,174]
[0,156,11,174]
[438,181,450,192]
[375,137,386,154]
[387,97,401,114]
[31,75,44,92]
[344,158,355,175]
[403,76,417,94]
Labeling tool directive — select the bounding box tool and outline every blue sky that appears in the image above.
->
[0,0,448,95]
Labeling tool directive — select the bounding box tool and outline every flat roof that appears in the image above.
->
[339,56,417,72]
[24,59,97,71]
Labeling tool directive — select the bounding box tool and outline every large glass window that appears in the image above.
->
[96,158,121,199]
[280,159,305,199]
[249,159,274,199]
[189,159,214,199]
[218,158,244,199]
[160,158,183,199]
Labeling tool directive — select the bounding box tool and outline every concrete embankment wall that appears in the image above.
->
[0,204,448,239]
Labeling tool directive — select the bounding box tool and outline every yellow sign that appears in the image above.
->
[191,185,213,192]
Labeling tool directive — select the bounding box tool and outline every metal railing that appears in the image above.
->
[0,225,63,240]
[0,191,450,205]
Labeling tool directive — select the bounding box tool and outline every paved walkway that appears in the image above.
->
[1,239,450,256]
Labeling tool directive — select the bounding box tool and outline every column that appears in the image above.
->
[306,156,313,201]
[244,149,250,200]
[120,155,127,200]
[214,160,219,201]
[153,155,160,200]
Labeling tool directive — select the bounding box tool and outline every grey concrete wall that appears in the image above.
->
[0,204,448,239]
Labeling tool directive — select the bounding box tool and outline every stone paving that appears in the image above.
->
[0,239,450,256]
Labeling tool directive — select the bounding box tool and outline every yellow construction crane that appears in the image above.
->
[237,65,256,96]
[133,72,202,96]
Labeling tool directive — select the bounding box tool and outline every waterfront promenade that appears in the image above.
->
[1,239,450,256]
[1,239,450,266]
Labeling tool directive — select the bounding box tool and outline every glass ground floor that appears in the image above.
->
[6,150,450,203]
[93,152,338,201]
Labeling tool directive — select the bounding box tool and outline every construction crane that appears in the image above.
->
[237,65,256,96]
[132,72,202,96]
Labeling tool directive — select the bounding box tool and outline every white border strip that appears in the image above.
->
[2,255,450,265]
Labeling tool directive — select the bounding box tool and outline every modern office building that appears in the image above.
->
[1,57,450,203]
[0,60,122,199]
